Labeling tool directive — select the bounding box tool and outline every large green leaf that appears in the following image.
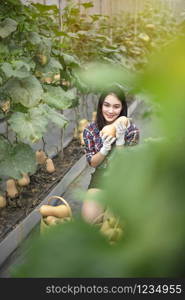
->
[0,137,36,179]
[0,136,10,161]
[27,32,42,45]
[5,76,43,108]
[43,86,76,110]
[35,37,52,57]
[81,2,94,9]
[11,220,124,277]
[0,42,9,55]
[0,18,18,38]
[45,105,68,129]
[61,53,81,68]
[48,57,63,70]
[9,104,68,143]
[35,57,63,76]
[8,105,49,143]
[0,62,30,79]
[75,62,135,93]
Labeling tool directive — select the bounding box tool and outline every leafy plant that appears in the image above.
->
[0,0,79,180]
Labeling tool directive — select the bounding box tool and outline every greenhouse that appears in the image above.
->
[0,0,185,294]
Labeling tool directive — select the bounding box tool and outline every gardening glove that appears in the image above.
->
[115,120,130,146]
[100,134,116,156]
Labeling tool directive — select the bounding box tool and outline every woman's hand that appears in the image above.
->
[115,122,127,146]
[100,134,116,156]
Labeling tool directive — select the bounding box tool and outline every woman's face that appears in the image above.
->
[102,93,123,124]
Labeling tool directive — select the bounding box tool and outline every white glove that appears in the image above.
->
[100,134,116,156]
[115,121,128,146]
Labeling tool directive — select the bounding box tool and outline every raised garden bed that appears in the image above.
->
[0,138,84,244]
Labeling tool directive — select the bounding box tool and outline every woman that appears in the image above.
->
[83,85,140,188]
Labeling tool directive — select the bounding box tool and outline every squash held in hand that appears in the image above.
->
[100,116,130,138]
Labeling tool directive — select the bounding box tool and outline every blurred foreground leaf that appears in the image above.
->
[134,37,185,139]
[100,140,185,277]
[75,62,135,93]
[11,220,125,278]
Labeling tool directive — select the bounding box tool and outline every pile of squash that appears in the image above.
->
[81,188,124,245]
[39,196,72,234]
[74,111,97,146]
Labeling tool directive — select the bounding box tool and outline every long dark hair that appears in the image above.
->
[95,85,128,130]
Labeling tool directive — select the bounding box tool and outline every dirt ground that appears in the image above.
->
[0,138,84,243]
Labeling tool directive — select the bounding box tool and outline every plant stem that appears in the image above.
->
[42,137,46,153]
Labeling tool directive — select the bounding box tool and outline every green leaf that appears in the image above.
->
[35,57,63,77]
[5,76,43,108]
[67,32,79,39]
[8,105,48,143]
[75,62,135,93]
[0,137,36,179]
[33,3,58,13]
[48,57,63,70]
[0,42,9,55]
[0,62,30,79]
[6,0,21,5]
[11,220,124,277]
[45,106,68,129]
[101,47,119,54]
[0,136,10,161]
[0,18,18,38]
[36,37,52,57]
[81,2,94,9]
[43,86,76,110]
[8,103,68,143]
[27,32,42,45]
[61,53,80,68]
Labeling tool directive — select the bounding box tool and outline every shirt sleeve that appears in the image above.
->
[83,128,96,164]
[125,122,140,146]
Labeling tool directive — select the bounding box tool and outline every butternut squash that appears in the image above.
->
[44,215,71,226]
[78,119,89,133]
[79,132,85,146]
[100,124,116,137]
[0,195,6,208]
[6,179,19,198]
[92,111,97,122]
[73,127,78,139]
[17,173,30,187]
[45,216,61,226]
[39,204,71,218]
[36,150,47,164]
[46,158,55,173]
[114,116,129,127]
[100,116,130,138]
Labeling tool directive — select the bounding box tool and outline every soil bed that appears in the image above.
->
[0,138,84,243]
